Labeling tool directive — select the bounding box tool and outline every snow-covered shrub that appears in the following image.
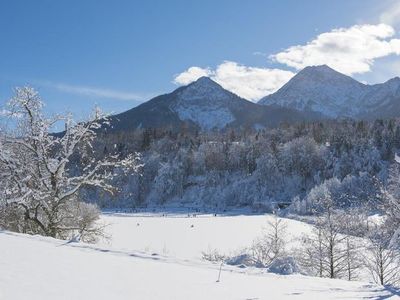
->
[268,256,300,275]
[225,253,261,268]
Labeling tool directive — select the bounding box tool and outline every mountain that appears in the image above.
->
[361,77,400,119]
[107,77,321,132]
[258,65,400,119]
[103,67,400,133]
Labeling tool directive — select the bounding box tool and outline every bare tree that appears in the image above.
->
[364,225,400,286]
[297,192,364,280]
[297,226,325,277]
[298,214,348,279]
[361,159,400,286]
[0,87,141,242]
[342,235,363,281]
[339,209,365,281]
[250,215,287,267]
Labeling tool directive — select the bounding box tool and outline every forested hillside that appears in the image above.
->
[86,119,400,212]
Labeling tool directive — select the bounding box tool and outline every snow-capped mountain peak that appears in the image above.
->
[295,65,364,86]
[172,77,240,130]
[258,65,400,118]
[177,76,235,102]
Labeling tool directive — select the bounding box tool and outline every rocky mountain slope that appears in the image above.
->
[259,65,400,119]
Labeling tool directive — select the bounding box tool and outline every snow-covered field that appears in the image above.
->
[100,213,313,259]
[1,213,399,299]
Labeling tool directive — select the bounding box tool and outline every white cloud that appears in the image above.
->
[173,67,213,85]
[270,23,400,75]
[380,0,400,27]
[39,81,150,101]
[174,61,294,101]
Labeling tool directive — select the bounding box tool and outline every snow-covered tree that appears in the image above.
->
[41,114,399,212]
[149,161,184,204]
[0,87,141,242]
[279,137,326,187]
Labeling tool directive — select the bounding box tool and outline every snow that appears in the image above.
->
[174,105,234,130]
[99,213,397,282]
[1,228,397,300]
[171,77,236,130]
[395,153,400,164]
[99,213,313,259]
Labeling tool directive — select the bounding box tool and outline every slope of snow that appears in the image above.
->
[0,230,397,300]
[171,77,237,129]
[174,105,234,130]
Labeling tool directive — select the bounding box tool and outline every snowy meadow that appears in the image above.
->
[100,212,311,260]
[1,212,399,300]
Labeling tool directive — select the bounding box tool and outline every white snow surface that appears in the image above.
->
[100,213,312,259]
[1,213,398,300]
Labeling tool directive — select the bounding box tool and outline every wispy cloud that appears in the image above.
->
[38,80,152,102]
[380,0,400,27]
[252,51,269,57]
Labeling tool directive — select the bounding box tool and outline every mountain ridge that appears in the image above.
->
[258,65,400,119]
[105,66,400,133]
[107,76,322,132]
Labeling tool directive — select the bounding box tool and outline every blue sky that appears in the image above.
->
[1,0,400,118]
